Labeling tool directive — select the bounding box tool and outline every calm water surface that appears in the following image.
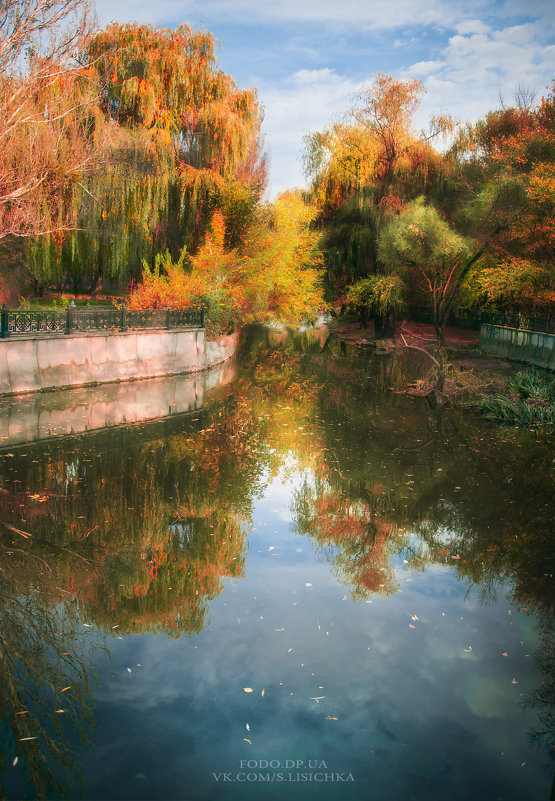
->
[0,327,553,801]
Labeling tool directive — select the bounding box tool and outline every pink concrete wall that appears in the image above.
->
[0,328,238,396]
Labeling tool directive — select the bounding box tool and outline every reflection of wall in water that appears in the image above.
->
[0,359,236,448]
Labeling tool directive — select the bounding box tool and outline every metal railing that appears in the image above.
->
[0,305,204,338]
[409,307,554,334]
[479,312,554,334]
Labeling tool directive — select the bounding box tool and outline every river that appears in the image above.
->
[0,325,553,800]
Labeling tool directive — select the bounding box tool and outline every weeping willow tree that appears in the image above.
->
[29,22,267,292]
[29,127,180,292]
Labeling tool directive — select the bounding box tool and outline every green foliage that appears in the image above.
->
[473,370,555,427]
[378,197,478,340]
[378,197,472,273]
[345,275,405,318]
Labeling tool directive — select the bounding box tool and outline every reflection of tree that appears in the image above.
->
[293,476,401,599]
[0,357,324,641]
[0,543,96,800]
[524,611,555,765]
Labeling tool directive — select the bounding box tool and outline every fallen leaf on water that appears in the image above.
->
[451,556,461,560]
[246,724,250,731]
[261,689,265,697]
[411,615,419,621]
[61,687,71,692]
[287,648,293,653]
[512,679,518,684]
[243,687,254,693]
[15,711,28,716]
[502,652,509,657]
[326,716,338,721]
[54,709,65,714]
[19,737,37,741]
[243,739,252,745]
[12,757,18,766]
[305,583,312,587]
[409,624,415,629]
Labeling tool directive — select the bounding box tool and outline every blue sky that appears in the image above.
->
[96,0,555,198]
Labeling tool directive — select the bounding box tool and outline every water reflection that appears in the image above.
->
[0,327,553,798]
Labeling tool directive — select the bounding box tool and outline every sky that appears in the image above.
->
[95,0,555,199]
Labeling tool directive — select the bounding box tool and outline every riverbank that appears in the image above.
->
[329,318,513,370]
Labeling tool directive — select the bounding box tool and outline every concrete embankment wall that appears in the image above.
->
[0,328,238,396]
[479,324,555,371]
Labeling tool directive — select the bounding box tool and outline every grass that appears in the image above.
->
[472,370,555,427]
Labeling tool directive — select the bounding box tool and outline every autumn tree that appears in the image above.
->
[450,85,555,316]
[0,0,98,244]
[303,73,450,304]
[29,22,268,292]
[128,192,324,332]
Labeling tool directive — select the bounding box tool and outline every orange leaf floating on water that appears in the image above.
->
[409,624,415,629]
[261,689,265,697]
[243,688,254,693]
[326,716,338,720]
[61,687,71,692]
[243,739,252,744]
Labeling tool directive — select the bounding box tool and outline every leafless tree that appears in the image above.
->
[0,0,99,242]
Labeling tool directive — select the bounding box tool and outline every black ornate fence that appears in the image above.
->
[409,307,554,334]
[0,306,204,338]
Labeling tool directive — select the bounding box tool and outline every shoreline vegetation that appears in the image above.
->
[326,317,554,427]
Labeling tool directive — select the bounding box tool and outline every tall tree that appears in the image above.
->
[29,22,268,292]
[451,85,555,315]
[303,74,449,300]
[378,197,483,345]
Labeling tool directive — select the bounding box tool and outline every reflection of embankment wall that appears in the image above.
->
[479,325,555,371]
[0,329,238,396]
[0,358,237,447]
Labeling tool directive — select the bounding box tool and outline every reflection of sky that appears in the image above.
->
[79,474,548,801]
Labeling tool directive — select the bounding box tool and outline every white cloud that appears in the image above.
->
[96,0,455,30]
[404,21,554,131]
[407,60,445,77]
[455,19,490,35]
[259,69,365,198]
